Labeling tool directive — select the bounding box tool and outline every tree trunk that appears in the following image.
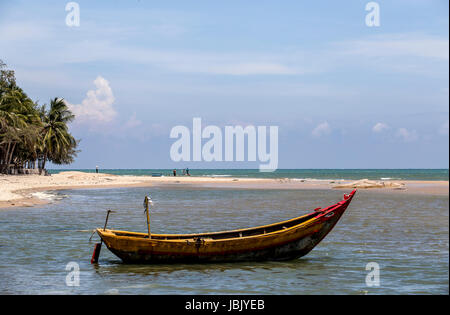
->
[6,142,16,174]
[1,142,12,174]
[40,155,47,175]
[1,142,11,173]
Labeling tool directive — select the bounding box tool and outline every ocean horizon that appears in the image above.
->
[48,168,449,181]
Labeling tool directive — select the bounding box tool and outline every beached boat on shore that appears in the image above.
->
[93,190,356,263]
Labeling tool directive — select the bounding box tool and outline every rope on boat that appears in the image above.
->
[88,229,96,242]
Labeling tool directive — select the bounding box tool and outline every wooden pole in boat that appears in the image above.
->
[103,210,113,231]
[91,209,114,264]
[144,195,151,239]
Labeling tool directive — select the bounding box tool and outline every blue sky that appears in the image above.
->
[0,0,448,169]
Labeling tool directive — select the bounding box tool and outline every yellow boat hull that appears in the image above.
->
[97,190,356,263]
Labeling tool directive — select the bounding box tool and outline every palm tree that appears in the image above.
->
[0,87,41,173]
[1,60,79,174]
[40,98,78,172]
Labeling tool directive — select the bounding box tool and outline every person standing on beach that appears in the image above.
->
[186,168,190,176]
[173,169,177,176]
[96,166,99,174]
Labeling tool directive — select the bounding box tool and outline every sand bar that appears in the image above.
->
[0,171,448,209]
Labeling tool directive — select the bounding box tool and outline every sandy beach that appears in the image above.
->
[0,171,448,209]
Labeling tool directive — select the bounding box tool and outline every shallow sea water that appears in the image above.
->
[0,187,448,294]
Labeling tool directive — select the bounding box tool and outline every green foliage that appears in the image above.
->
[0,60,79,174]
[0,60,16,96]
[41,98,78,166]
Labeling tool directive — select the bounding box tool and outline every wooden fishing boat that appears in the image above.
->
[93,190,356,263]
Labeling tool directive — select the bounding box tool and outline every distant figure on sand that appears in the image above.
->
[173,169,177,176]
[96,166,99,174]
[186,168,190,176]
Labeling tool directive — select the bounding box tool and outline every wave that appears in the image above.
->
[202,174,232,177]
[291,178,346,182]
[31,191,67,202]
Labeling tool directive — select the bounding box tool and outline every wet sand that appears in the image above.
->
[0,171,448,209]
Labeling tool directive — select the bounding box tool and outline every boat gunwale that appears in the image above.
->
[97,190,355,243]
[100,211,318,239]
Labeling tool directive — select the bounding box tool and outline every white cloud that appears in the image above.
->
[67,76,117,124]
[312,122,331,137]
[49,34,447,78]
[179,62,296,76]
[334,34,449,77]
[59,42,299,76]
[150,23,187,37]
[341,35,449,61]
[0,22,52,42]
[396,128,418,142]
[372,122,390,133]
[3,17,447,78]
[124,112,142,129]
